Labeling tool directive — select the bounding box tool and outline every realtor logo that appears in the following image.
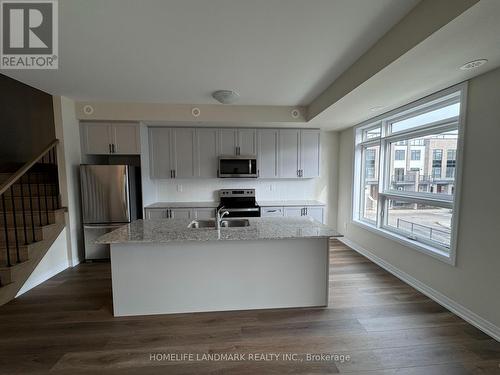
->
[1,0,58,69]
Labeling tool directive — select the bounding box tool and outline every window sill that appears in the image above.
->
[351,219,456,266]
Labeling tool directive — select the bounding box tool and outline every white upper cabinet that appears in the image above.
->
[278,129,301,178]
[82,123,111,155]
[148,126,319,180]
[277,129,320,179]
[111,123,140,154]
[300,129,320,178]
[149,128,173,179]
[237,129,257,155]
[219,129,238,156]
[258,129,279,178]
[219,129,256,156]
[172,128,196,178]
[82,122,140,155]
[196,128,219,178]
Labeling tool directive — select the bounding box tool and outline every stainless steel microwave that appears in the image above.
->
[218,156,258,178]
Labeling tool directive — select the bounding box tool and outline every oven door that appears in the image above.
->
[218,158,258,178]
[224,207,261,218]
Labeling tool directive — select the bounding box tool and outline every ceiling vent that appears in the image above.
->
[212,90,240,104]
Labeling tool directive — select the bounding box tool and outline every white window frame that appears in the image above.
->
[352,83,467,265]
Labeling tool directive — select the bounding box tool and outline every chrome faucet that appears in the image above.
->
[216,206,230,230]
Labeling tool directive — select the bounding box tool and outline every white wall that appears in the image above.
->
[143,131,340,226]
[53,96,83,265]
[336,67,500,337]
[16,229,69,296]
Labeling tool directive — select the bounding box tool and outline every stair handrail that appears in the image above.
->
[0,139,60,196]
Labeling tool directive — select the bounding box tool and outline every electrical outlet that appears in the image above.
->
[177,184,183,192]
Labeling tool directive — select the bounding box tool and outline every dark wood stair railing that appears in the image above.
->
[0,140,60,286]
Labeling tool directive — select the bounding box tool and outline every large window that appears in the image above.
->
[353,85,465,261]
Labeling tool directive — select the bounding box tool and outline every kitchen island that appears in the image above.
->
[97,217,341,317]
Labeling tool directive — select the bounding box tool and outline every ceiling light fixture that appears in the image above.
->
[460,59,488,70]
[212,90,240,104]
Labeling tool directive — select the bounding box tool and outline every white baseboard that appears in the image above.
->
[339,237,500,342]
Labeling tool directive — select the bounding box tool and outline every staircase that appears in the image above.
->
[0,140,65,306]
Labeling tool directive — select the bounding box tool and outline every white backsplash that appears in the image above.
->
[155,178,328,203]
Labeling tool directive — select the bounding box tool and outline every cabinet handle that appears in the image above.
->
[297,170,299,177]
[109,144,112,154]
[112,144,116,153]
[305,207,308,215]
[173,170,176,178]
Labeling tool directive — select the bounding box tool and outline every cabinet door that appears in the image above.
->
[170,208,193,220]
[83,123,112,155]
[172,128,196,178]
[300,130,320,178]
[279,129,300,178]
[258,129,278,178]
[146,209,167,219]
[196,129,219,178]
[237,129,257,155]
[219,129,237,155]
[261,206,284,217]
[283,207,304,217]
[149,128,173,179]
[305,206,324,223]
[194,208,216,220]
[112,123,140,154]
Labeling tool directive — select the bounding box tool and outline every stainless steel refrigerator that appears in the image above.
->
[80,165,141,260]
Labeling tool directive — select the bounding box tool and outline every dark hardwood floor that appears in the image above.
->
[0,240,498,374]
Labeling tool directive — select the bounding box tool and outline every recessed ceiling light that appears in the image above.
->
[460,59,488,70]
[212,90,240,104]
[370,106,385,112]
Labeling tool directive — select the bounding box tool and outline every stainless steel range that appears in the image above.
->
[217,189,261,218]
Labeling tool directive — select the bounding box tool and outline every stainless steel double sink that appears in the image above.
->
[188,219,250,229]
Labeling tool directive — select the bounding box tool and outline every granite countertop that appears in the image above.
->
[145,201,219,209]
[145,200,326,209]
[96,217,342,244]
[257,200,326,207]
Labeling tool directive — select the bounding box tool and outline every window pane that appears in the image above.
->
[361,145,379,222]
[386,199,452,249]
[391,102,460,133]
[363,126,381,141]
[388,130,458,195]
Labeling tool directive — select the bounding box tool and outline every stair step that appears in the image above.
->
[4,182,59,199]
[0,209,62,226]
[0,226,43,245]
[0,244,29,263]
[0,196,60,211]
[0,173,57,184]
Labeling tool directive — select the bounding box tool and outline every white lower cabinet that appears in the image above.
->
[146,205,324,223]
[169,209,193,220]
[261,207,284,217]
[283,207,304,218]
[145,207,215,220]
[146,209,167,219]
[283,206,324,223]
[194,208,216,220]
[305,206,324,223]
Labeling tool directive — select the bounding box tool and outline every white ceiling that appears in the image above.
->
[312,0,500,130]
[2,0,419,105]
